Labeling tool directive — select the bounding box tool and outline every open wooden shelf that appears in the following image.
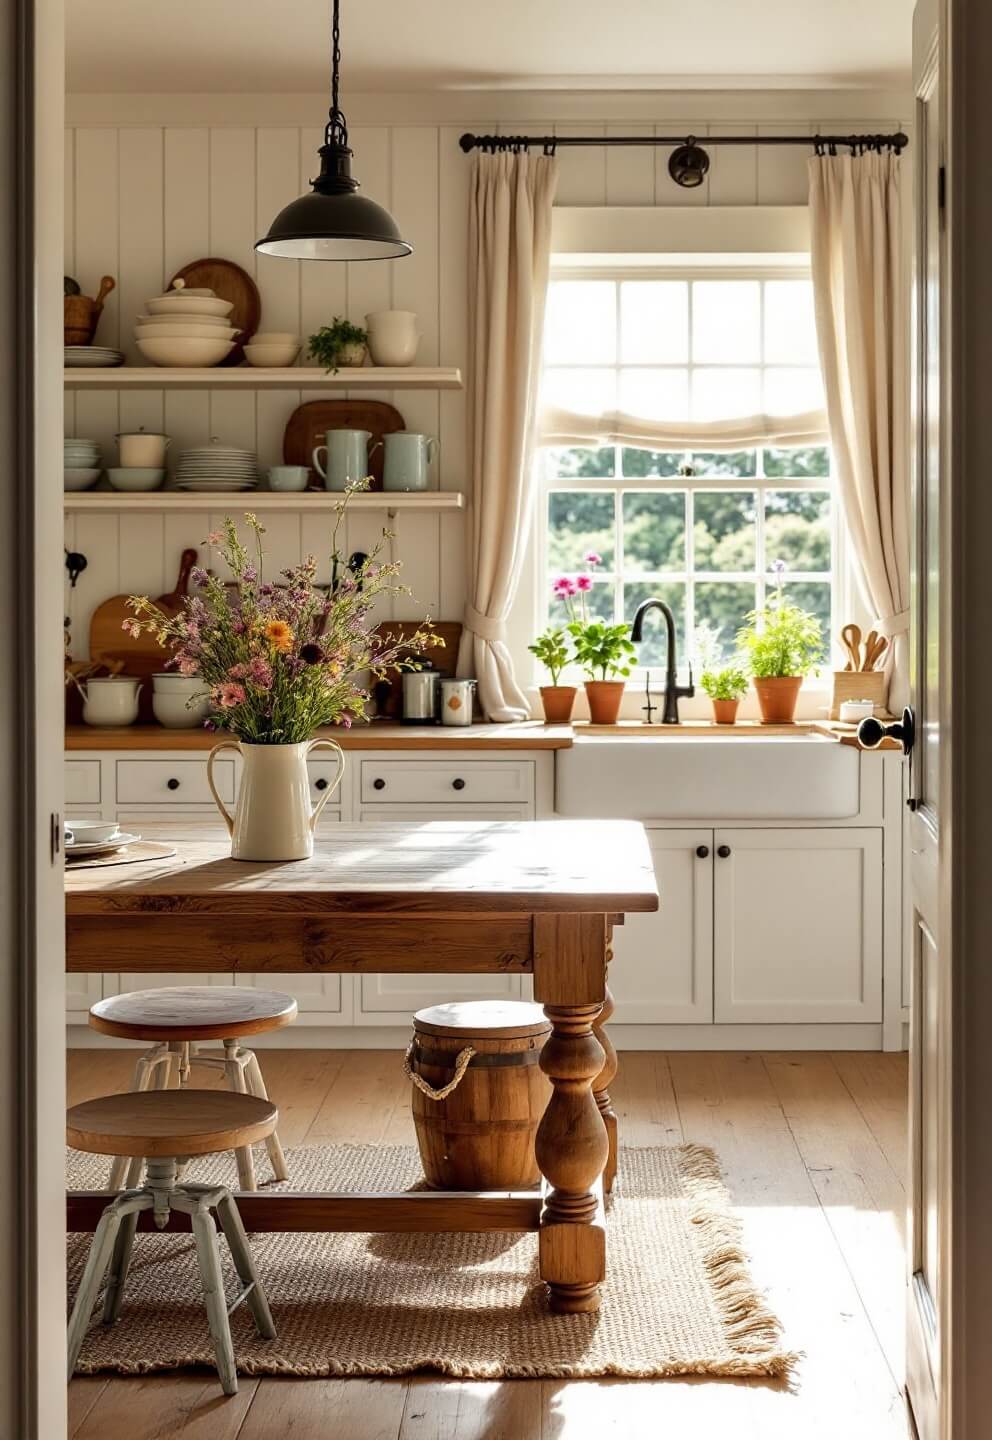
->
[63,366,463,391]
[63,490,465,513]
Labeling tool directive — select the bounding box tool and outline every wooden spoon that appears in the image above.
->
[862,632,890,671]
[840,623,863,672]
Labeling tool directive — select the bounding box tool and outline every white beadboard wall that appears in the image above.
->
[63,91,909,659]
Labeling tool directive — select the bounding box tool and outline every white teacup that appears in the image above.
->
[65,820,120,846]
[267,465,310,492]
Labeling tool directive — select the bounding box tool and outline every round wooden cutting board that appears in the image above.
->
[169,257,261,366]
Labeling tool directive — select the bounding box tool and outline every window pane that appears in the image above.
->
[765,491,831,571]
[619,367,689,420]
[623,581,687,669]
[545,281,616,364]
[547,492,616,571]
[763,366,825,414]
[764,280,819,364]
[622,447,684,477]
[691,367,761,420]
[777,581,831,655]
[695,582,758,658]
[692,280,761,362]
[542,366,617,414]
[546,446,615,478]
[763,446,830,478]
[690,450,757,477]
[620,281,689,363]
[550,579,615,629]
[694,491,757,571]
[622,492,686,573]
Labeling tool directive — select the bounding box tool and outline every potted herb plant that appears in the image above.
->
[125,486,436,861]
[308,317,368,373]
[700,664,749,725]
[736,560,824,724]
[528,627,576,724]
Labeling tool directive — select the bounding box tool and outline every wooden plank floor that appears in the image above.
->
[67,1049,911,1440]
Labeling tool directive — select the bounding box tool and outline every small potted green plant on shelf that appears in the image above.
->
[700,664,749,724]
[736,559,824,724]
[308,317,368,373]
[528,626,575,724]
[553,555,635,724]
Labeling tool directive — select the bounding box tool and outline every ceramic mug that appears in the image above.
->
[268,465,310,492]
[383,432,437,492]
[365,310,420,367]
[80,676,142,727]
[312,429,382,492]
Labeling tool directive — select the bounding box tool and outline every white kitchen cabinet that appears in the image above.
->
[610,829,713,1024]
[713,828,883,1023]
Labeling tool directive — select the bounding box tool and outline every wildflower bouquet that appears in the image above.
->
[125,488,437,743]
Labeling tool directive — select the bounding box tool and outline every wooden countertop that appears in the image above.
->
[64,721,574,752]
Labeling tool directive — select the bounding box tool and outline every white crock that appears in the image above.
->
[364,310,420,367]
[80,676,142,726]
[206,737,345,862]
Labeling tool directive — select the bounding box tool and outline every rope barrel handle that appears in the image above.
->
[404,1042,476,1101]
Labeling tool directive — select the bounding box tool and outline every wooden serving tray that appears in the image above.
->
[283,399,406,491]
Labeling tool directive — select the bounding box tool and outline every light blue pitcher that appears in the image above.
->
[383,432,438,492]
[313,429,381,492]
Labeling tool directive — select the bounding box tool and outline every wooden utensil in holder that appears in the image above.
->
[64,275,115,345]
[829,669,889,721]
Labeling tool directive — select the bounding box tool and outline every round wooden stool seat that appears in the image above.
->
[88,985,298,1042]
[67,1089,278,1158]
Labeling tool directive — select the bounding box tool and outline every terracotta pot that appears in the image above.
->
[711,698,740,725]
[584,680,625,725]
[752,676,803,724]
[539,685,577,724]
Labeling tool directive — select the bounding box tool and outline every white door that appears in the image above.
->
[609,829,712,1024]
[355,805,529,1023]
[713,828,882,1024]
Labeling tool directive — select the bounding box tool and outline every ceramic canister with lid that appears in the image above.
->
[117,428,169,467]
[440,678,476,727]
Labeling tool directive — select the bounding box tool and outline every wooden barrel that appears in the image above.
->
[407,999,552,1190]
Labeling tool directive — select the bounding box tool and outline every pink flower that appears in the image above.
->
[228,663,248,680]
[575,574,593,593]
[215,682,246,710]
[584,551,602,567]
[205,531,223,546]
[552,575,578,598]
[177,655,199,677]
[248,656,273,688]
[121,618,142,638]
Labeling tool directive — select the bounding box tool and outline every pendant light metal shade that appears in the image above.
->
[255,0,410,263]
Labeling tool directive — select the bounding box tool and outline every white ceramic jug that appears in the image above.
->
[365,310,420,367]
[382,432,437,492]
[206,737,345,861]
[80,676,142,727]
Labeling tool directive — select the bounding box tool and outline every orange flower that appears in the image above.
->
[264,619,294,653]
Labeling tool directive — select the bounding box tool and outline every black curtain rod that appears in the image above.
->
[459,130,909,154]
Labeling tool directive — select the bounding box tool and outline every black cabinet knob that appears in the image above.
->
[717,844,731,858]
[695,844,710,859]
[452,777,466,791]
[372,777,386,791]
[166,777,180,791]
[314,777,328,791]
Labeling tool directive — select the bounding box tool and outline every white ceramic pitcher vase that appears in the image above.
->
[206,737,345,862]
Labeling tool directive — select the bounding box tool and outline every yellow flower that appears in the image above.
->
[264,619,294,653]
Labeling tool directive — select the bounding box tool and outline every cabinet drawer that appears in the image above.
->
[309,761,346,805]
[360,760,533,806]
[65,759,101,804]
[116,758,235,806]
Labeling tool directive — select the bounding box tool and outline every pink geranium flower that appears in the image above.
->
[216,681,246,709]
[584,551,602,567]
[552,575,578,597]
[575,574,593,593]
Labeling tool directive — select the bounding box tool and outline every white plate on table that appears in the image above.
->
[65,830,141,858]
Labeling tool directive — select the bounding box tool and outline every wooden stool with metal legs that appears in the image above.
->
[88,986,297,1192]
[66,1088,278,1395]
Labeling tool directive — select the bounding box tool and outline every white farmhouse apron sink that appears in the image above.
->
[556,733,861,820]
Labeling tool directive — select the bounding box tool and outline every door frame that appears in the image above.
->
[0,0,67,1434]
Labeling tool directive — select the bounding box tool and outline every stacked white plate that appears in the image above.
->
[65,345,125,367]
[64,437,102,491]
[173,440,258,492]
[135,280,236,367]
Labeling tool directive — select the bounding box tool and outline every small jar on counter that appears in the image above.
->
[440,677,477,727]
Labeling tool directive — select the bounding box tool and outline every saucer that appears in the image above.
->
[65,830,141,858]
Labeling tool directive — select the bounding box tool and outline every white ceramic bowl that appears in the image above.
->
[152,672,204,693]
[243,344,300,368]
[106,467,165,492]
[65,820,121,845]
[135,322,238,342]
[252,332,300,346]
[64,454,100,467]
[152,692,211,728]
[135,312,231,329]
[145,294,233,319]
[64,467,101,491]
[137,336,234,368]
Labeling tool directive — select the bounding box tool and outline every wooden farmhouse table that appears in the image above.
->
[65,820,659,1313]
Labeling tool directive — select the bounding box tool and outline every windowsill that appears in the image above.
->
[523,681,838,725]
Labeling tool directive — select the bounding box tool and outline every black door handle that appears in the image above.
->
[314,777,328,791]
[166,777,180,791]
[858,705,915,757]
[717,844,731,858]
[372,777,386,791]
[452,778,466,791]
[695,844,709,859]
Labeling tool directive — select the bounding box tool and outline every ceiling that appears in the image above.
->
[66,0,913,95]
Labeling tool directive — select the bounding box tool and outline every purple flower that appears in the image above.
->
[248,655,273,688]
[259,583,274,597]
[232,618,246,635]
[191,566,209,588]
[242,564,258,584]
[770,558,788,575]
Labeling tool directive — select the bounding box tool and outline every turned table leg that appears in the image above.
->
[593,969,618,1195]
[533,913,609,1314]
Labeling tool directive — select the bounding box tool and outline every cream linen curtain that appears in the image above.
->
[458,151,558,721]
[809,152,910,705]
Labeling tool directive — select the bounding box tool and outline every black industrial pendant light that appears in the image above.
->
[256,0,411,261]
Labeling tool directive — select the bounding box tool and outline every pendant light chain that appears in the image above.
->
[325,0,349,149]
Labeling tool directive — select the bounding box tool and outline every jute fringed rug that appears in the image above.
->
[66,1143,796,1381]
